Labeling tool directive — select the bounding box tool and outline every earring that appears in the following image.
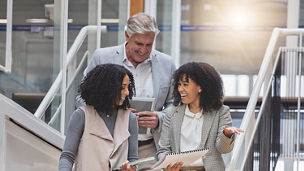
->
[198,90,202,93]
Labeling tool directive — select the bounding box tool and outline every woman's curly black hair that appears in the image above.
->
[173,62,224,113]
[79,64,135,114]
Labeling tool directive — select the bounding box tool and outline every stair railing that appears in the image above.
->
[33,25,107,131]
[226,28,304,171]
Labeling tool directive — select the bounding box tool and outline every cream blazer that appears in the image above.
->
[74,106,130,171]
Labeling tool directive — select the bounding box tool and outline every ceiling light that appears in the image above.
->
[25,19,49,24]
[101,18,119,23]
[0,19,7,24]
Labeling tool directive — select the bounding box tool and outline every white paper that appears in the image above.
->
[152,149,209,170]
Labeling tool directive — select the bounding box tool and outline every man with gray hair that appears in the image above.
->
[80,12,175,170]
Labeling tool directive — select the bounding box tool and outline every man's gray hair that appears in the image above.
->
[125,13,159,38]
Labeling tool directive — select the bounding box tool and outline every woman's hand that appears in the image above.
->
[166,162,183,171]
[223,126,244,138]
[128,107,137,113]
[120,161,136,171]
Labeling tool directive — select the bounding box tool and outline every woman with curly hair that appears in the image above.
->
[59,64,138,171]
[157,62,243,171]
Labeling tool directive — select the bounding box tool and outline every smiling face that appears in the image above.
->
[125,32,155,67]
[118,74,130,106]
[178,75,202,109]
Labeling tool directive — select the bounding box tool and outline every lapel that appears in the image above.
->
[86,106,113,141]
[113,44,125,65]
[112,109,130,154]
[151,51,160,99]
[200,109,217,147]
[86,106,130,154]
[174,105,186,153]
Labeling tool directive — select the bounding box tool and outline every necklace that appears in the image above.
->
[106,114,110,118]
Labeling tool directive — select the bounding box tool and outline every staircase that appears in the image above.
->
[0,25,106,171]
[1,20,304,171]
[226,29,304,171]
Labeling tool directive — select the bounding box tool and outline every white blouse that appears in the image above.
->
[180,105,204,167]
[123,42,154,141]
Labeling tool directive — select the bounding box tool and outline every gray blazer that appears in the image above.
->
[157,105,234,171]
[78,44,176,148]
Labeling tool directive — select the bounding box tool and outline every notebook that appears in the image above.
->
[151,148,209,170]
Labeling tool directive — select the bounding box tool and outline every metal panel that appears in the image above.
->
[0,113,6,171]
[171,0,181,67]
[144,0,157,18]
[0,0,12,73]
[0,93,64,149]
[60,0,68,135]
[6,120,60,170]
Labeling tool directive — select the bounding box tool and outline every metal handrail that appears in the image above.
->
[48,51,89,125]
[225,28,279,170]
[226,28,304,171]
[238,47,283,170]
[34,25,106,118]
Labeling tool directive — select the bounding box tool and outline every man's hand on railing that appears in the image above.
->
[223,126,244,138]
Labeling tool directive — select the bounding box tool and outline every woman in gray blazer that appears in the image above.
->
[157,62,243,171]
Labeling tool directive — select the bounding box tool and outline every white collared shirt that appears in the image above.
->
[123,42,154,140]
[180,105,204,167]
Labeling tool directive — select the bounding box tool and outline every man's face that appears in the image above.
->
[125,32,155,67]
